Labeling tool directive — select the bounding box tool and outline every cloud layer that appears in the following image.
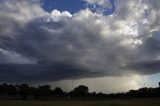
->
[0,0,160,82]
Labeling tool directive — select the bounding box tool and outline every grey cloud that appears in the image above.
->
[125,60,160,75]
[0,63,108,83]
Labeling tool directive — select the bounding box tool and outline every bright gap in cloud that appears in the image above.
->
[42,74,152,93]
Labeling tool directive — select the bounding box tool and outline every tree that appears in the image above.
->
[36,85,52,99]
[0,83,11,96]
[6,84,17,95]
[53,87,64,96]
[17,84,30,100]
[71,85,89,98]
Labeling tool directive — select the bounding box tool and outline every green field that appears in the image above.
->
[0,100,160,106]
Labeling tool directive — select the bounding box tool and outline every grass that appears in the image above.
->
[0,100,160,106]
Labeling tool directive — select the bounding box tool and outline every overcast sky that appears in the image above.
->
[0,0,160,93]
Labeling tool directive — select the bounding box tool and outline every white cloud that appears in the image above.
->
[50,10,72,22]
[0,0,46,22]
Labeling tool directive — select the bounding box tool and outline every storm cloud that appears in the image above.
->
[0,0,160,82]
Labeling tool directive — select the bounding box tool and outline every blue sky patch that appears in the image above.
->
[40,0,116,15]
[40,0,87,14]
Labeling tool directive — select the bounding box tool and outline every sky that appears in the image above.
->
[0,0,160,93]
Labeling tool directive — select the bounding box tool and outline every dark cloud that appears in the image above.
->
[0,63,108,83]
[125,60,160,75]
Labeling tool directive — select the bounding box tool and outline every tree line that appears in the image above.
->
[0,83,159,100]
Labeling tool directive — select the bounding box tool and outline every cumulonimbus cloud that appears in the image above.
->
[0,0,160,82]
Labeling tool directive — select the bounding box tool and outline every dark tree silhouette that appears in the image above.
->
[6,84,17,96]
[17,84,30,100]
[70,85,89,98]
[0,83,160,100]
[0,83,18,96]
[53,87,64,96]
[0,83,9,96]
[36,85,52,99]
